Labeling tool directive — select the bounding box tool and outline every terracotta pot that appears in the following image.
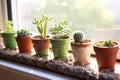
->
[94,41,119,70]
[16,36,33,53]
[32,37,50,57]
[71,41,93,65]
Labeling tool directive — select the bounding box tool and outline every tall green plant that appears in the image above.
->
[32,15,52,39]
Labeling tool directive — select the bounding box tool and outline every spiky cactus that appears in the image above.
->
[73,31,84,43]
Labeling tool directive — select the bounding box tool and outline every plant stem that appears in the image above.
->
[44,21,47,38]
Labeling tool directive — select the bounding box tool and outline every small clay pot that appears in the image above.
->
[71,40,93,65]
[32,36,50,57]
[94,41,119,70]
[16,36,33,53]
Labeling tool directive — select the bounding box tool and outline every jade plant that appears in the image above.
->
[73,31,84,43]
[32,15,52,39]
[50,21,71,39]
[17,29,31,37]
[95,39,115,47]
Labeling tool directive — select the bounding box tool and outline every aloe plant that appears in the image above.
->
[50,21,71,39]
[32,15,52,39]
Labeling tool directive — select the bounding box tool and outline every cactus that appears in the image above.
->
[73,31,84,43]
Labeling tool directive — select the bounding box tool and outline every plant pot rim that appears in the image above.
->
[71,39,92,44]
[1,32,16,34]
[71,40,92,46]
[32,35,50,40]
[50,38,70,41]
[93,41,119,48]
[16,36,31,38]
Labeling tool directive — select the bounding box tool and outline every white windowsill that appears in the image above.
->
[0,59,77,80]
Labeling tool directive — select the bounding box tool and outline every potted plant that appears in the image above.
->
[32,15,52,57]
[94,39,119,70]
[16,29,33,53]
[71,31,93,65]
[50,21,71,59]
[1,20,17,50]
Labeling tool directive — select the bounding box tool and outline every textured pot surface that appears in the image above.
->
[16,36,33,53]
[94,41,119,70]
[1,33,17,49]
[71,41,93,65]
[32,37,50,57]
[50,39,70,59]
[0,34,3,49]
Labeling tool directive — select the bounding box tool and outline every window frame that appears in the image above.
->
[6,0,12,21]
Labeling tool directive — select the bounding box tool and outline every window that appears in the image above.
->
[12,0,120,59]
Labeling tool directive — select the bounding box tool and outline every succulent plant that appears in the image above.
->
[32,15,52,39]
[4,20,15,33]
[73,31,84,43]
[17,29,31,37]
[50,21,71,39]
[95,39,115,47]
[103,39,114,47]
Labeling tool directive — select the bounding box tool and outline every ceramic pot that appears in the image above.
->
[94,41,119,70]
[16,36,33,53]
[50,38,70,59]
[71,41,93,65]
[1,33,17,50]
[32,36,50,57]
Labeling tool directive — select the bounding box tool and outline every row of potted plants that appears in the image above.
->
[0,15,119,71]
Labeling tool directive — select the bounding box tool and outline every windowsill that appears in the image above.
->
[0,59,77,80]
[0,50,120,79]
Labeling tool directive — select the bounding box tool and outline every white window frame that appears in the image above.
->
[11,0,19,30]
